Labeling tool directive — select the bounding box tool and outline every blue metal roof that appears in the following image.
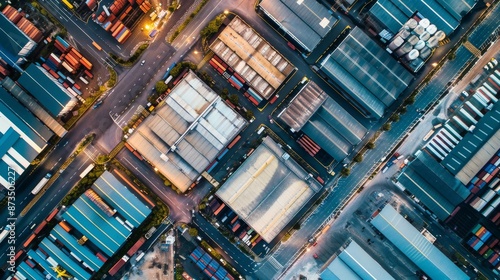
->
[27,249,58,279]
[0,13,35,70]
[51,224,104,271]
[17,261,45,280]
[371,205,469,280]
[368,0,406,34]
[62,195,130,256]
[18,64,75,116]
[302,116,350,161]
[0,87,53,146]
[92,171,151,228]
[39,238,92,280]
[442,101,500,174]
[397,152,469,220]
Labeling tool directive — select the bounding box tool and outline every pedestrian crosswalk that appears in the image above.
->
[463,40,481,57]
[267,256,283,270]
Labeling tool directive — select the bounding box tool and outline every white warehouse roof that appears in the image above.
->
[128,71,247,192]
[216,136,321,242]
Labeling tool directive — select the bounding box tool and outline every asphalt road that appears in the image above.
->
[1,0,498,279]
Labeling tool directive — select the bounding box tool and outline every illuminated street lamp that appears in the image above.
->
[224,10,229,15]
[432,62,438,67]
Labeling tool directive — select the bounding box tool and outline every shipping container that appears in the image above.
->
[34,220,47,235]
[23,234,37,248]
[80,57,93,71]
[214,203,225,216]
[59,221,72,232]
[79,76,89,85]
[46,208,59,222]
[227,135,241,149]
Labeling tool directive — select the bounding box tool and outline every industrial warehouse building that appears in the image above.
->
[0,88,53,188]
[216,137,322,242]
[371,205,469,280]
[319,27,413,119]
[0,12,37,70]
[396,151,469,221]
[279,81,367,162]
[14,171,152,280]
[210,16,295,100]
[320,240,395,280]
[128,71,247,193]
[367,0,477,35]
[18,64,78,117]
[258,0,338,53]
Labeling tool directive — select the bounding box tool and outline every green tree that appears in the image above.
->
[155,81,168,94]
[366,141,375,149]
[188,227,198,237]
[229,94,239,105]
[341,168,351,177]
[354,154,363,162]
[390,114,400,122]
[245,110,254,120]
[292,223,301,230]
[221,88,229,99]
[382,123,392,131]
[96,155,110,164]
[399,106,407,114]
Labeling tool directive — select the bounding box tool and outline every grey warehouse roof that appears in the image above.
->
[397,151,469,221]
[258,0,337,52]
[368,0,476,35]
[279,81,367,162]
[442,101,500,175]
[18,64,77,117]
[216,137,321,242]
[371,205,469,280]
[321,240,395,280]
[319,27,412,119]
[128,71,247,192]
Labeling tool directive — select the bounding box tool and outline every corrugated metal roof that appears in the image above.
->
[216,137,320,242]
[258,0,337,52]
[27,249,57,278]
[129,71,246,192]
[397,151,468,220]
[0,13,36,68]
[39,238,92,280]
[371,205,469,280]
[1,77,67,137]
[369,0,468,35]
[210,16,294,99]
[455,130,500,184]
[92,171,151,228]
[319,27,411,119]
[51,224,104,271]
[302,117,350,161]
[368,0,406,34]
[18,64,77,116]
[442,101,500,174]
[17,262,45,280]
[321,241,395,280]
[62,195,131,256]
[279,81,328,131]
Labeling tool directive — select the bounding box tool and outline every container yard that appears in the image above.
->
[2,5,44,43]
[39,35,96,102]
[95,0,152,43]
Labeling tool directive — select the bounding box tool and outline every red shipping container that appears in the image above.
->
[73,83,81,90]
[478,245,489,255]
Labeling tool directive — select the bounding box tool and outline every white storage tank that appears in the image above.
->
[388,36,404,51]
[419,32,431,41]
[407,35,419,46]
[405,18,418,29]
[406,49,420,60]
[414,40,426,50]
[435,30,446,41]
[399,29,411,39]
[427,36,439,48]
[414,25,425,36]
[426,24,437,35]
[419,18,430,28]
[395,42,413,57]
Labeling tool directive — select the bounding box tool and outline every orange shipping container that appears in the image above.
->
[23,234,36,248]
[117,29,130,42]
[117,31,132,43]
[70,48,82,58]
[80,57,93,71]
[112,24,125,37]
[110,20,122,32]
[59,221,72,232]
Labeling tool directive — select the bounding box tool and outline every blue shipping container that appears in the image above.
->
[217,149,229,160]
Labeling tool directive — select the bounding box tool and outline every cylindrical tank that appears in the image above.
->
[399,29,411,39]
[405,18,418,29]
[419,18,430,28]
[388,36,404,51]
[414,40,426,50]
[407,35,419,45]
[435,30,446,41]
[419,32,431,41]
[419,47,432,60]
[395,42,413,57]
[414,25,425,35]
[426,24,437,35]
[427,36,439,48]
[406,49,420,60]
